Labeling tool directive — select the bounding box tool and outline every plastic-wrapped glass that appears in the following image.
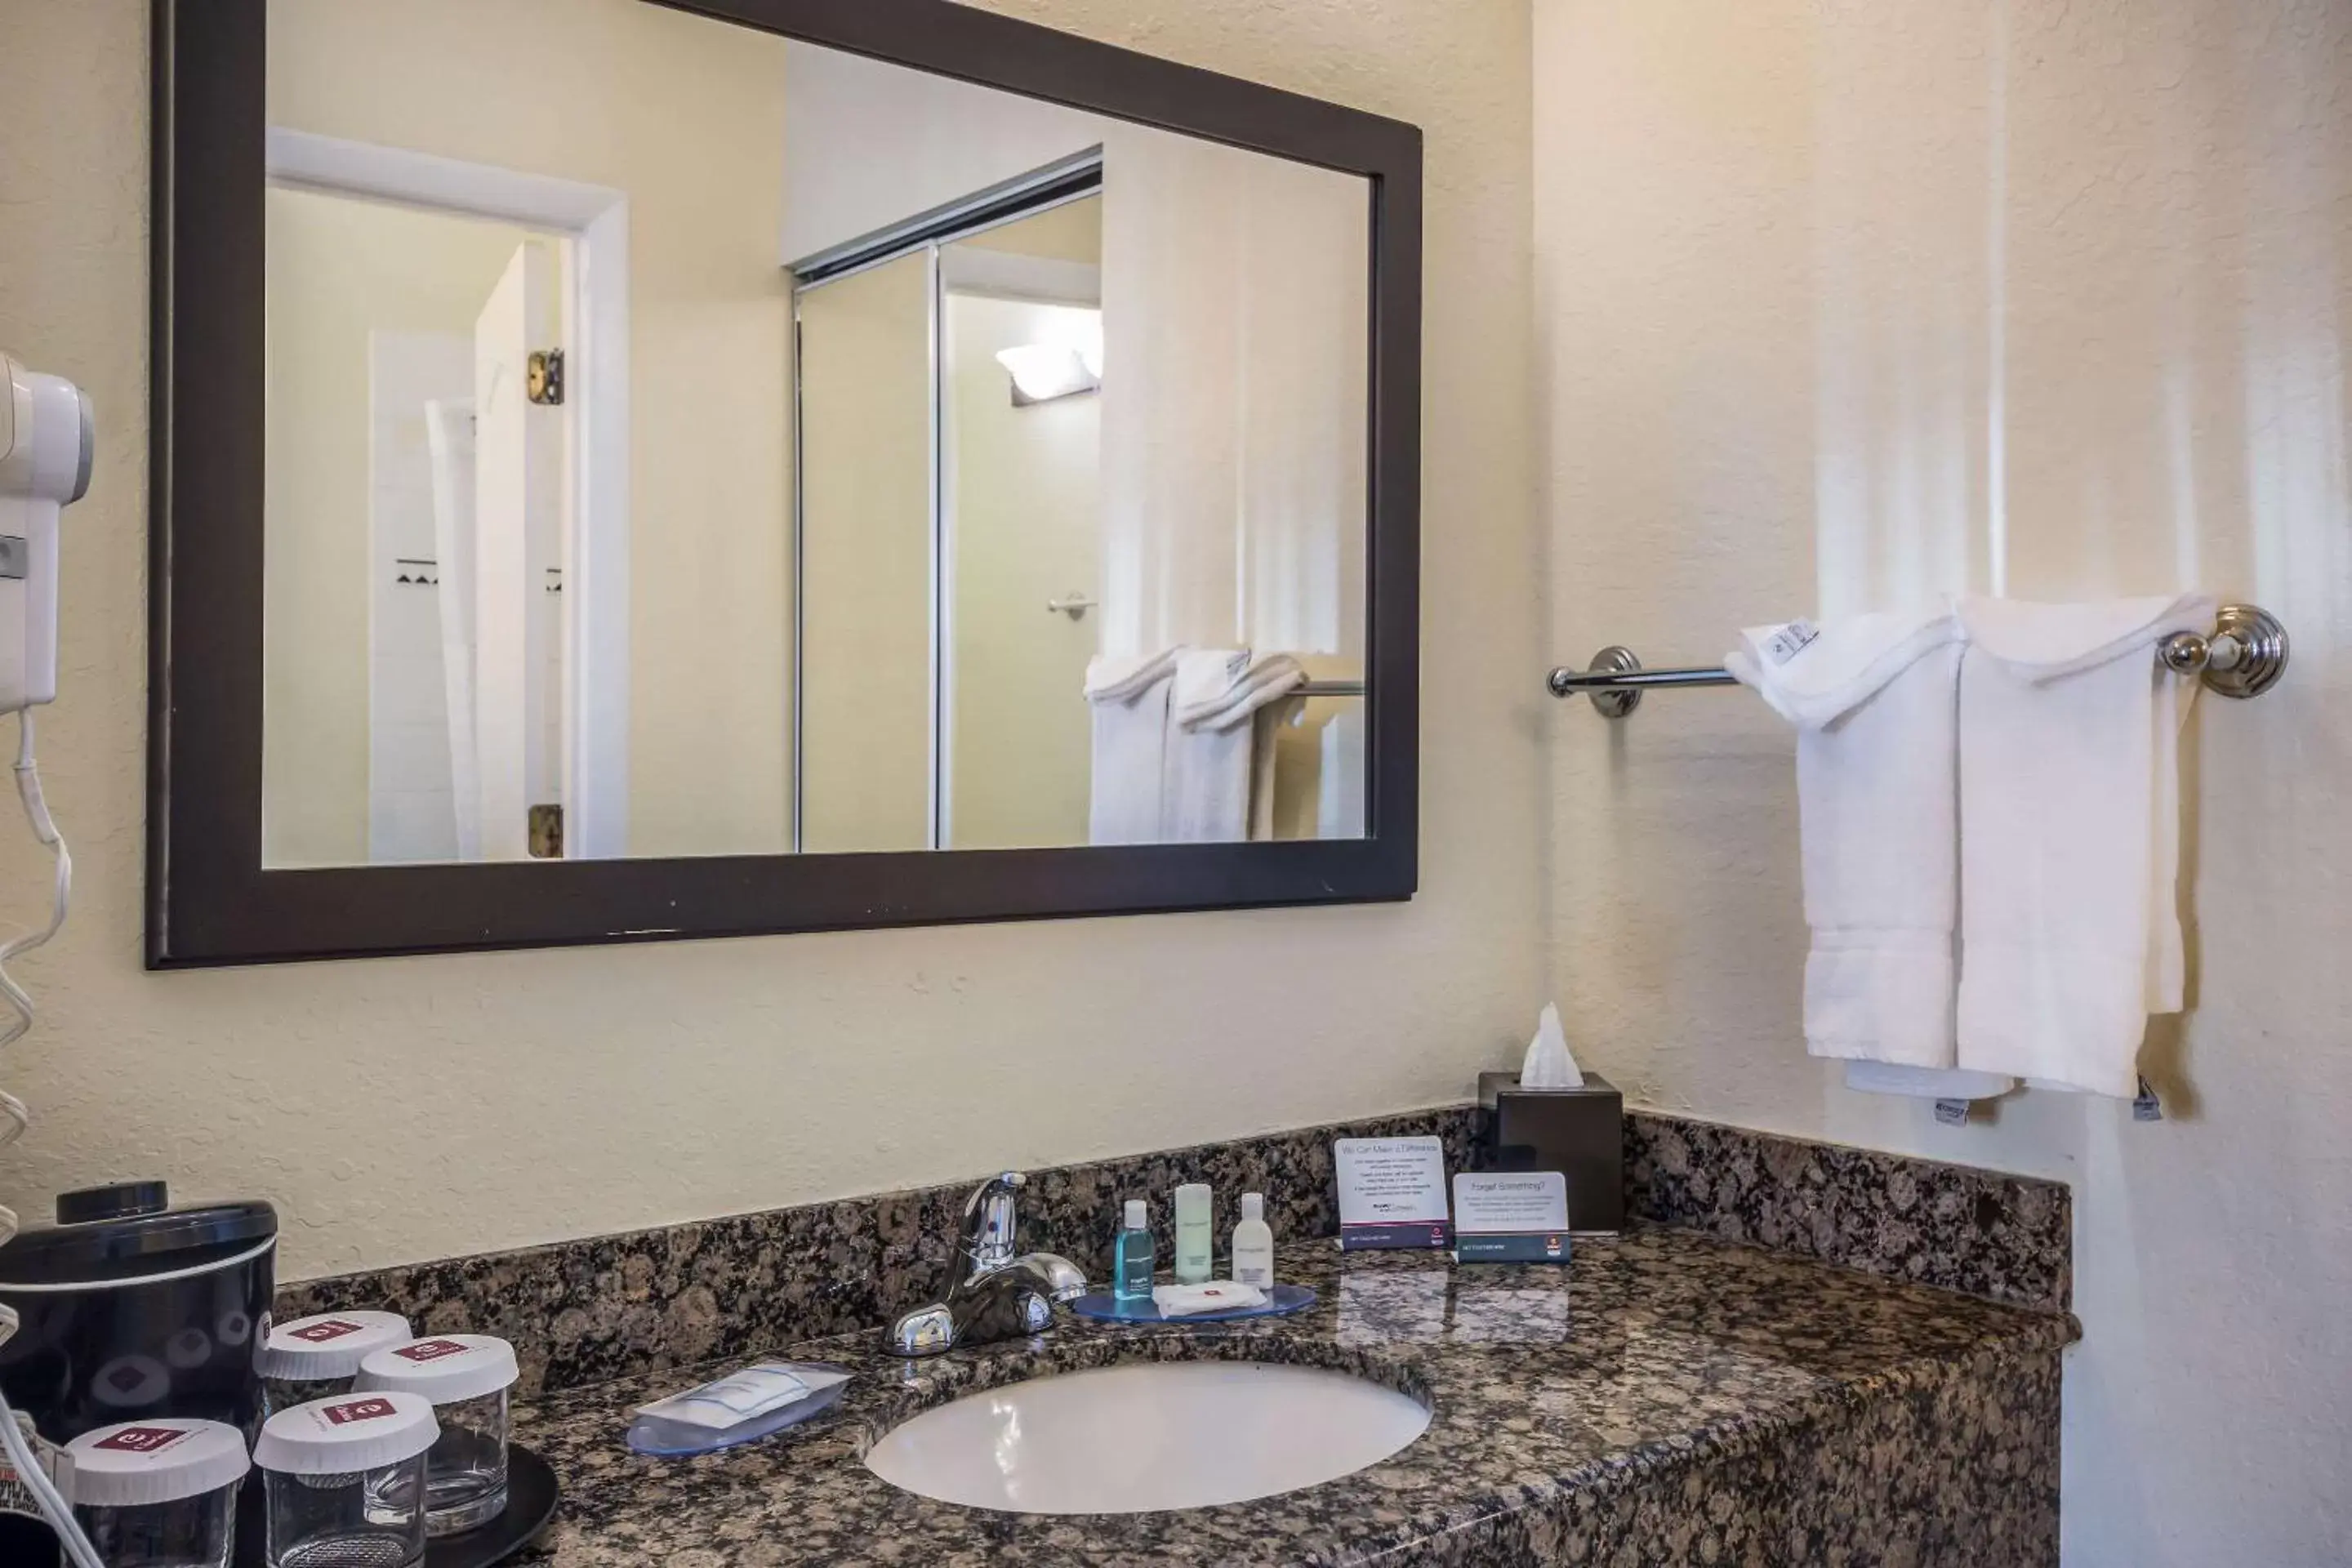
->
[418,1386,508,1534]
[252,1391,439,1568]
[64,1418,252,1568]
[73,1487,240,1568]
[263,1451,429,1568]
[259,1312,414,1419]
[352,1334,519,1537]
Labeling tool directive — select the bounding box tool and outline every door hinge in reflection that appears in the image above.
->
[527,349,565,406]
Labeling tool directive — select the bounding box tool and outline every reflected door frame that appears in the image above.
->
[265,127,634,858]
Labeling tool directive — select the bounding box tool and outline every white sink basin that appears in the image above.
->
[864,1360,1431,1514]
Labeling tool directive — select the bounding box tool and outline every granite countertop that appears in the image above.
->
[507,1226,2075,1566]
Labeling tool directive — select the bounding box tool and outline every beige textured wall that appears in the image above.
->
[0,0,1539,1281]
[1535,2,2351,1563]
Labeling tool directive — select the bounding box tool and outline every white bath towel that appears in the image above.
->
[1727,606,1968,1069]
[1953,594,2212,1096]
[1085,650,1181,845]
[1164,651,1304,842]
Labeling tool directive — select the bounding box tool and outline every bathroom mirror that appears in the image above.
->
[148,0,1420,964]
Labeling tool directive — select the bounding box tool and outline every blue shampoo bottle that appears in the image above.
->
[1113,1200,1155,1313]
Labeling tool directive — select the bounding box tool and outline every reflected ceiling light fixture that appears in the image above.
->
[996,343,1102,407]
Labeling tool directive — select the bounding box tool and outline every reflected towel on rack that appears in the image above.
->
[1953,594,2212,1096]
[1249,698,1306,841]
[1085,651,1182,845]
[1317,702,1366,838]
[1165,651,1304,842]
[1728,606,1966,1069]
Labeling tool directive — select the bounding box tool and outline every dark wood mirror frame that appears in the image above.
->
[146,0,1421,967]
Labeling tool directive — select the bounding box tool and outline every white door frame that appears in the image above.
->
[268,127,631,858]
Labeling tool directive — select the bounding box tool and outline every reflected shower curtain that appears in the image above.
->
[1094,131,1369,662]
[424,399,483,862]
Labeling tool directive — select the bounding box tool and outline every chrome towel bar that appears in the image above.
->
[1548,603,2288,718]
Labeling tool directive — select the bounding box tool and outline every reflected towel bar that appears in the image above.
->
[1547,602,2288,718]
[1294,679,1365,698]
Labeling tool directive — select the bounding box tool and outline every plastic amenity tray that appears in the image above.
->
[1068,1283,1318,1325]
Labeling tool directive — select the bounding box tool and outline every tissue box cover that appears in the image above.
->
[1477,1071,1624,1235]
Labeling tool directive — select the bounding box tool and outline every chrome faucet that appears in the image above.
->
[886,1172,1089,1357]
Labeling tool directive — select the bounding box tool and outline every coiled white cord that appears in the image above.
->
[0,712,105,1568]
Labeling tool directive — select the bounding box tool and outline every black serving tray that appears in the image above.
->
[234,1443,559,1567]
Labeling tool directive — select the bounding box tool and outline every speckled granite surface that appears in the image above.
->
[1623,1111,2073,1312]
[277,1107,1479,1395]
[281,1107,2071,1394]
[506,1229,2070,1566]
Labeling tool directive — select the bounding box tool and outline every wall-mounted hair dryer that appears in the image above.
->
[0,352,101,1568]
[0,355,93,717]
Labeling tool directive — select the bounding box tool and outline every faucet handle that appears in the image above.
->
[960,1171,1026,1278]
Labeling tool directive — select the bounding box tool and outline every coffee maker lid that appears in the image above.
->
[0,1182,277,1288]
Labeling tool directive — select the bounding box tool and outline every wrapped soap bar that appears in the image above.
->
[625,1361,851,1457]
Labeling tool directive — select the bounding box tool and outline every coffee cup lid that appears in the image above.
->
[355,1334,519,1405]
[260,1311,413,1381]
[65,1419,249,1508]
[253,1391,439,1476]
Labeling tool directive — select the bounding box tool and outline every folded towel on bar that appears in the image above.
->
[1085,650,1183,845]
[1163,650,1304,842]
[1729,606,1967,728]
[1953,593,2212,1096]
[1728,604,1975,1072]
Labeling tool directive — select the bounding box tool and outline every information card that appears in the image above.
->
[1450,1170,1572,1264]
[1334,1136,1452,1250]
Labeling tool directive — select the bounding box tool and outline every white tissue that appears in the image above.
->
[1520,1003,1584,1089]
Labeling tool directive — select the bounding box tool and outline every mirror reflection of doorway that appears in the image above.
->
[794,163,1103,853]
[266,183,571,866]
[261,122,637,871]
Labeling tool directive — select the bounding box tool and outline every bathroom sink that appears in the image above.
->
[863,1360,1431,1514]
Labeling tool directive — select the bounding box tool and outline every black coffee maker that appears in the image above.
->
[0,1182,277,1561]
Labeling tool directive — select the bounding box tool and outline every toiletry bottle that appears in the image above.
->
[1114,1200,1156,1312]
[1172,1183,1213,1284]
[1230,1192,1275,1288]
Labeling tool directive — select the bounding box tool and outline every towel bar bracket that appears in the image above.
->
[2157,603,2287,700]
[1579,647,1643,717]
[1548,601,2288,718]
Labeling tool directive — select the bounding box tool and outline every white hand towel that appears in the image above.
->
[1727,605,1964,728]
[1727,606,1965,1068]
[1085,651,1181,845]
[1163,651,1304,842]
[1953,593,2212,1096]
